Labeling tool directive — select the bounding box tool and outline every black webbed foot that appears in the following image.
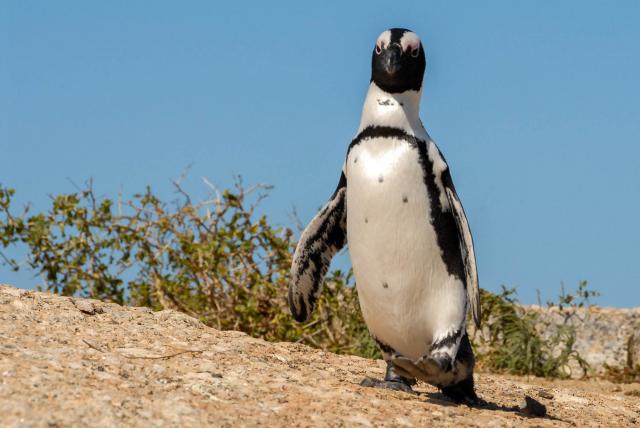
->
[360,377,417,395]
[392,334,479,405]
[360,361,417,395]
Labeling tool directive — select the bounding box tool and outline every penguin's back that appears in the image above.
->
[346,134,466,360]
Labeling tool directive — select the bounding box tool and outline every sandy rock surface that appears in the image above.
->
[1,284,639,427]
[527,305,640,373]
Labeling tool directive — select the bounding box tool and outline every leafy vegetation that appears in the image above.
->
[0,180,595,377]
[472,285,592,378]
[604,366,640,384]
[602,331,640,383]
[0,179,370,356]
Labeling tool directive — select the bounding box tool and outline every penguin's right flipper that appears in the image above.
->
[288,171,348,322]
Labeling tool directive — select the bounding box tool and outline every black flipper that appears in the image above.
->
[288,172,347,322]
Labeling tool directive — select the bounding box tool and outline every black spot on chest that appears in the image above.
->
[377,98,396,106]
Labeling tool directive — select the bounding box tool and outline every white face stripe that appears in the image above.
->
[400,31,421,52]
[376,30,392,49]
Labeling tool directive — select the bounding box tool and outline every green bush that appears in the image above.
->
[472,286,591,378]
[0,180,374,356]
[0,180,592,376]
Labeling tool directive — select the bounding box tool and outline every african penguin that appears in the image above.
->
[288,28,480,403]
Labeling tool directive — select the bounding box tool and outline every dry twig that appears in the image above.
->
[82,339,107,353]
[121,349,204,360]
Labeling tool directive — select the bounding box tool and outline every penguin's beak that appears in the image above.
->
[383,44,402,76]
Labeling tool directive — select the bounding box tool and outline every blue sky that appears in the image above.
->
[1,1,639,307]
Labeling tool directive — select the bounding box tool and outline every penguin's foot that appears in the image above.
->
[424,352,453,372]
[392,355,442,383]
[440,374,478,405]
[360,377,417,395]
[360,361,417,395]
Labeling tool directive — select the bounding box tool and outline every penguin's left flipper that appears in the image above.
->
[443,181,481,328]
[288,171,348,322]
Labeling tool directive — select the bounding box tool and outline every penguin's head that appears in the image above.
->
[371,28,426,94]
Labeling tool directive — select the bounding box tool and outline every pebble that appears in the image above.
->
[73,299,96,315]
[431,410,443,420]
[519,395,547,417]
[537,388,554,399]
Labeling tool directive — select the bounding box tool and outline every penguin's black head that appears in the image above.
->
[371,28,426,94]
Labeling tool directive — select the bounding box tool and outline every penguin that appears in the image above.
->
[288,28,480,403]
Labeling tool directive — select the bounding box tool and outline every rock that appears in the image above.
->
[10,299,29,311]
[537,388,554,399]
[109,310,133,323]
[197,362,222,377]
[430,410,443,419]
[1,285,27,298]
[471,304,640,375]
[519,395,547,417]
[73,299,97,315]
[0,284,638,427]
[533,306,640,374]
[626,330,640,369]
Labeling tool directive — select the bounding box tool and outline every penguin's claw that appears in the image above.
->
[360,377,417,395]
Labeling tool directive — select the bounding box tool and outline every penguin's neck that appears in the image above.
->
[357,82,428,140]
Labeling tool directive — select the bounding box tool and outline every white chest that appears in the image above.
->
[345,137,466,359]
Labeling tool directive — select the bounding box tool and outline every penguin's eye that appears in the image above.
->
[410,46,419,58]
[375,44,382,55]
